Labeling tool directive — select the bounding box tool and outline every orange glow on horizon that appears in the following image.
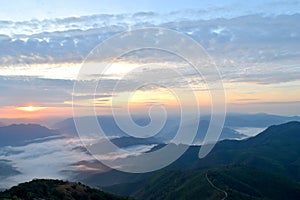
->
[16,106,47,112]
[0,106,73,119]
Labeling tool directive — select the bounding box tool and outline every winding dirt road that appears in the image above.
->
[206,173,228,200]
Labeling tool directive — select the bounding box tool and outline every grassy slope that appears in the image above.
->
[105,122,300,199]
[106,166,300,200]
[192,122,300,180]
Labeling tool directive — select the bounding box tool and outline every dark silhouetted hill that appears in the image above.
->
[0,179,132,200]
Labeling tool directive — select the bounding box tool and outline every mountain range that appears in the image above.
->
[52,113,300,144]
[222,113,300,127]
[0,116,300,199]
[83,121,300,199]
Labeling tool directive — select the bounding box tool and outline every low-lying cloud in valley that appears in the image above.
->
[0,135,159,189]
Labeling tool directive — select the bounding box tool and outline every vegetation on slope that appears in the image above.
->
[0,179,132,200]
[106,166,300,200]
[104,122,300,200]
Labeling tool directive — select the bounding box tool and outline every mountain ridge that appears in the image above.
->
[0,123,62,147]
[102,121,300,199]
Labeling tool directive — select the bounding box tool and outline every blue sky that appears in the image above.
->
[1,0,300,21]
[0,0,300,121]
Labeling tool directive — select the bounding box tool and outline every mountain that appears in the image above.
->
[53,116,246,143]
[1,121,299,199]
[161,121,300,181]
[77,121,300,199]
[0,179,132,200]
[111,136,161,148]
[222,113,300,128]
[186,120,246,143]
[53,113,300,145]
[106,166,300,200]
[0,124,62,147]
[52,116,129,137]
[190,121,300,180]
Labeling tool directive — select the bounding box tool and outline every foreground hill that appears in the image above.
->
[0,179,132,200]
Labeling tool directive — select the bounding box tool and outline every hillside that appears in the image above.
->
[159,121,300,179]
[191,121,300,180]
[106,166,300,200]
[100,121,300,199]
[2,121,299,200]
[0,179,132,200]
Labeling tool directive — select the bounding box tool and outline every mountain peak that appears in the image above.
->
[262,121,300,135]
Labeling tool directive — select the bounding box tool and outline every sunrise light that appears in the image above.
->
[16,106,47,112]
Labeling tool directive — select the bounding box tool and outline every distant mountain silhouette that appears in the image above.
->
[111,136,161,148]
[54,113,300,145]
[53,116,246,144]
[52,116,129,137]
[222,113,300,127]
[186,120,246,143]
[0,179,131,200]
[0,124,62,147]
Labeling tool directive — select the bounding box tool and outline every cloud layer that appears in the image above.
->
[0,11,299,116]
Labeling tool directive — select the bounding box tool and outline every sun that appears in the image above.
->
[16,106,46,112]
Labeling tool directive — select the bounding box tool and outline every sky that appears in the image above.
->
[1,0,300,21]
[0,0,300,124]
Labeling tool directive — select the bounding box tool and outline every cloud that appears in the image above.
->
[0,137,92,188]
[1,13,300,66]
[0,12,299,114]
[0,76,73,107]
[0,136,158,188]
[0,14,299,85]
